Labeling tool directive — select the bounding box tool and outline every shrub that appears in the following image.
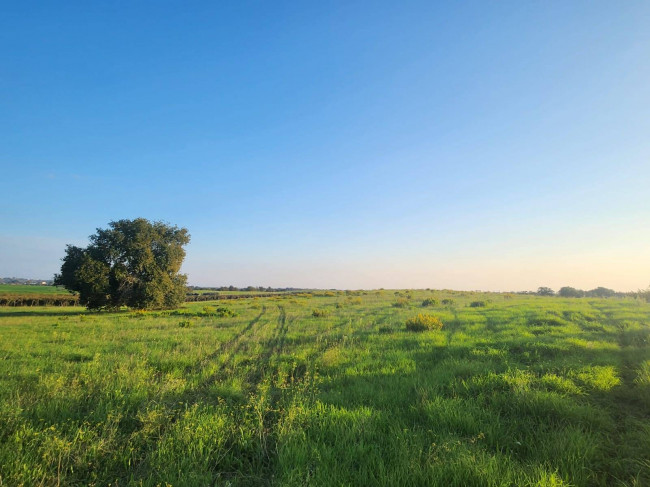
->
[215,306,237,317]
[202,305,216,315]
[422,298,439,307]
[200,306,236,317]
[348,297,362,305]
[178,320,193,328]
[312,308,330,318]
[469,300,487,308]
[405,314,444,332]
[393,298,409,308]
[442,298,455,305]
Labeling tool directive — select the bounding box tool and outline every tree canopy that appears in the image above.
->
[536,286,555,296]
[558,286,585,298]
[54,219,190,310]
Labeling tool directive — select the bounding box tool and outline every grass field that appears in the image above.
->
[0,284,68,295]
[0,291,648,486]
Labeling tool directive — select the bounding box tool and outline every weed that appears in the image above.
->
[393,298,409,308]
[405,313,444,331]
[312,308,330,318]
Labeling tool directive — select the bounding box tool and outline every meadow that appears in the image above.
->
[0,291,648,486]
[0,285,67,295]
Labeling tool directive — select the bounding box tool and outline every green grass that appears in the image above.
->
[1,291,649,486]
[0,284,68,295]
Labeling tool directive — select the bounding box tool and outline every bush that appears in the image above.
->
[469,301,487,308]
[202,305,216,315]
[441,298,455,305]
[215,306,237,317]
[422,298,439,307]
[405,314,444,332]
[393,298,409,308]
[312,308,330,318]
[178,320,193,328]
[347,297,362,305]
[200,306,237,317]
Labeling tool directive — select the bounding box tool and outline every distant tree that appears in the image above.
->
[54,218,190,310]
[585,287,616,298]
[558,286,585,298]
[537,287,555,296]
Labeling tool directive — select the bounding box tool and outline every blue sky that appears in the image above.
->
[1,1,649,290]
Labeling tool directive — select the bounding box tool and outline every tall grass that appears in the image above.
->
[0,292,648,485]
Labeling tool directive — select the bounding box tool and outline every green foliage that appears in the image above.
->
[441,298,455,305]
[178,320,193,328]
[537,286,555,296]
[393,297,409,308]
[421,298,439,307]
[585,286,616,298]
[54,218,190,311]
[469,300,487,307]
[559,286,585,298]
[214,306,237,317]
[202,305,216,315]
[405,313,444,331]
[312,308,330,317]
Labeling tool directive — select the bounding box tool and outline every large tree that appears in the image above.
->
[54,219,190,310]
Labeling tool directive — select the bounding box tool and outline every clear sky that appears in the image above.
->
[1,1,649,291]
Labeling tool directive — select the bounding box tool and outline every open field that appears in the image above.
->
[0,285,67,295]
[0,291,649,486]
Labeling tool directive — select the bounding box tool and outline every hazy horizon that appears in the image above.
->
[2,2,649,291]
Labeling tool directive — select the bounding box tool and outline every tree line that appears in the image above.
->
[536,286,641,298]
[188,286,303,292]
